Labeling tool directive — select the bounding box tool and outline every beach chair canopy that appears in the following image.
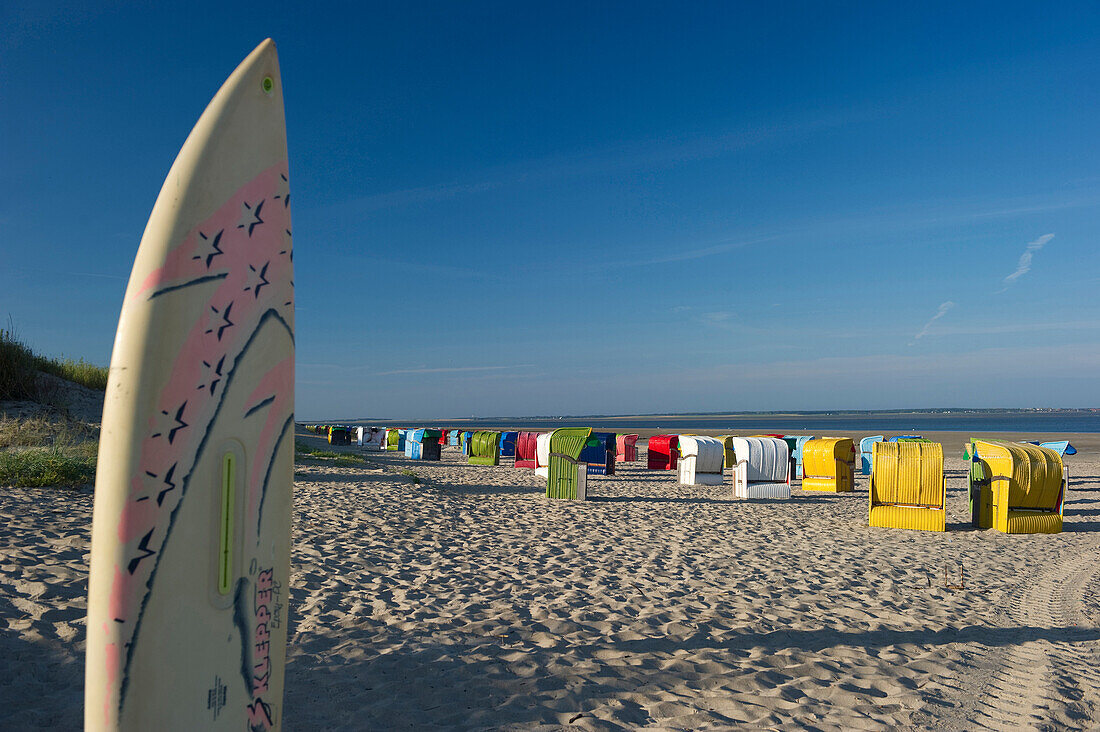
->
[548,427,592,500]
[498,431,519,457]
[534,432,552,477]
[515,431,539,468]
[859,435,884,475]
[887,435,923,442]
[1034,440,1076,456]
[616,434,640,462]
[971,440,1065,533]
[802,437,855,492]
[647,434,679,470]
[869,441,945,531]
[579,432,616,475]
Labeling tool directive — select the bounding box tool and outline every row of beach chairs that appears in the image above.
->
[309,424,1070,535]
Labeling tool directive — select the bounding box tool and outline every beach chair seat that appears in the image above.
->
[730,437,790,499]
[534,432,552,478]
[616,434,639,462]
[802,438,855,492]
[869,441,945,531]
[859,435,883,476]
[647,434,679,470]
[547,427,592,500]
[969,440,1065,534]
[467,430,501,466]
[678,436,725,486]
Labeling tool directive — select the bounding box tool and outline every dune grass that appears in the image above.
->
[0,443,97,488]
[294,440,365,464]
[0,327,109,400]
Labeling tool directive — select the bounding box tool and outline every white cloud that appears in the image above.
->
[1003,233,1054,286]
[912,301,955,342]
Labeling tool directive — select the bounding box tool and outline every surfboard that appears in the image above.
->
[85,39,293,731]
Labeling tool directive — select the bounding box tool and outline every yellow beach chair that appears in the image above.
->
[969,440,1065,534]
[801,437,855,492]
[718,435,736,469]
[869,441,946,531]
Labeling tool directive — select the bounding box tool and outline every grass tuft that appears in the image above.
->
[399,468,421,484]
[0,444,97,488]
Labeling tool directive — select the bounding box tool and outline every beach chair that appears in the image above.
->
[547,427,592,500]
[467,431,501,466]
[647,434,679,470]
[1032,440,1076,457]
[405,428,442,460]
[616,434,640,463]
[779,435,815,480]
[579,432,616,475]
[859,435,883,475]
[514,431,539,468]
[328,426,349,445]
[718,435,736,469]
[498,431,519,458]
[534,432,552,478]
[869,441,946,531]
[358,426,385,450]
[447,430,460,446]
[460,430,474,455]
[968,440,1065,534]
[678,436,726,486]
[384,428,401,451]
[801,438,855,492]
[729,437,790,499]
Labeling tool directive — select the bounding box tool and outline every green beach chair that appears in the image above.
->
[547,427,592,500]
[467,430,501,466]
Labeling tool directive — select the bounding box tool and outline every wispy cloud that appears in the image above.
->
[912,301,955,343]
[1002,233,1054,288]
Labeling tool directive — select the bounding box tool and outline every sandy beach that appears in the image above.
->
[2,426,1099,729]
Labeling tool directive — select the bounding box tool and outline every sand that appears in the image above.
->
[1,428,1098,729]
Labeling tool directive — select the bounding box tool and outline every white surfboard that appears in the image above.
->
[86,39,293,731]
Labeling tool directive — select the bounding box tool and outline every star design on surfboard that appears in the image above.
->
[243,262,270,299]
[150,402,188,444]
[273,173,290,208]
[197,355,226,395]
[281,228,292,259]
[237,200,265,236]
[191,229,224,268]
[127,529,157,574]
[137,464,178,506]
[204,302,235,341]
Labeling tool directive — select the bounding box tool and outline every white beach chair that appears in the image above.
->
[730,437,791,499]
[534,432,552,479]
[677,435,726,486]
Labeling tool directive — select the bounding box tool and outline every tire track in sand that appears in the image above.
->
[971,547,1100,730]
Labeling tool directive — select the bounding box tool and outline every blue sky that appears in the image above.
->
[2,2,1098,419]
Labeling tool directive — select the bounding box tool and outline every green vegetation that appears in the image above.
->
[0,443,97,488]
[0,327,109,400]
[294,440,365,465]
[399,468,421,484]
[0,415,100,488]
